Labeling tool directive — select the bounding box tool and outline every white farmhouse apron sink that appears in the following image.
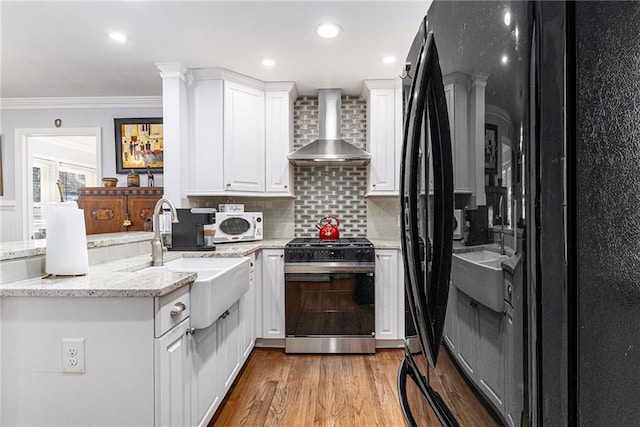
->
[143,257,251,329]
[450,250,508,313]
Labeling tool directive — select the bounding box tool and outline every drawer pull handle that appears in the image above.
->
[170,302,187,316]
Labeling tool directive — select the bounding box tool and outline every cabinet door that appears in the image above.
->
[190,322,221,427]
[223,81,265,192]
[218,301,241,392]
[375,249,401,339]
[364,82,401,195]
[443,281,458,351]
[78,195,126,234]
[155,318,191,427]
[265,90,294,195]
[261,249,285,338]
[444,74,472,193]
[127,194,161,231]
[190,79,225,193]
[476,302,506,415]
[240,257,256,361]
[455,290,478,378]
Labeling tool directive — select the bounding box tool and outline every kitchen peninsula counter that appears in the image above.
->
[0,233,290,297]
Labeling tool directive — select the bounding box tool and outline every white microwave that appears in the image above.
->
[214,212,263,243]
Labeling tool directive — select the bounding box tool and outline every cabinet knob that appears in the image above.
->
[186,328,196,336]
[372,184,376,187]
[226,183,231,187]
[284,185,288,189]
[170,302,187,316]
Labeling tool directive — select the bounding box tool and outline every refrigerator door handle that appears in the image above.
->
[401,29,454,367]
[425,32,455,365]
[397,351,460,427]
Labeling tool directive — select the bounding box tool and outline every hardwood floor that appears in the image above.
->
[210,347,498,427]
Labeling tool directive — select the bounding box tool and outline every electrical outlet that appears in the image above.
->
[62,338,85,373]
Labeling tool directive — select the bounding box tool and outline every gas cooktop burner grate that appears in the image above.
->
[286,237,374,248]
[285,238,375,263]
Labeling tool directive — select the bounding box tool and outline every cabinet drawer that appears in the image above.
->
[155,286,190,337]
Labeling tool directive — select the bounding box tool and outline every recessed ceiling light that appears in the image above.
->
[382,56,397,64]
[262,59,275,67]
[501,55,509,65]
[317,23,342,39]
[109,32,127,43]
[504,11,512,26]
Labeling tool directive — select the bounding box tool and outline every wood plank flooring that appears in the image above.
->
[210,347,498,427]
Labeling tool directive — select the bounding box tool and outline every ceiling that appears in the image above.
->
[1,1,430,98]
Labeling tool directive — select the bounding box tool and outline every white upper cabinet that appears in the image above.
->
[224,81,266,192]
[444,73,473,194]
[362,79,402,196]
[159,65,297,199]
[265,83,297,196]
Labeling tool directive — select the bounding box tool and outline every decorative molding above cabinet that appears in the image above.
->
[361,79,402,196]
[158,64,297,201]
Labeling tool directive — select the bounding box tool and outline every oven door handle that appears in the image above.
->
[285,273,331,282]
[284,264,375,274]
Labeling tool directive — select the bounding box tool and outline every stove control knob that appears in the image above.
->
[358,249,373,261]
[306,250,313,260]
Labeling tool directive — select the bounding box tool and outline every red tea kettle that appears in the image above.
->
[317,216,340,241]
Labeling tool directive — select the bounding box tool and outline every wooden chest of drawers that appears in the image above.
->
[77,187,163,234]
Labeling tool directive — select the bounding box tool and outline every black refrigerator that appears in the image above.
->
[398,1,640,426]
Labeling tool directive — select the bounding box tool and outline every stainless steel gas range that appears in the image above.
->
[284,237,376,354]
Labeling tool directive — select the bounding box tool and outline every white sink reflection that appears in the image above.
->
[451,250,508,312]
[143,257,250,329]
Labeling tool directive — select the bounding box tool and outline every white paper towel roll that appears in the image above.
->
[46,201,89,276]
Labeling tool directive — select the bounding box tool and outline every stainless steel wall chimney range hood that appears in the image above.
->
[287,89,371,166]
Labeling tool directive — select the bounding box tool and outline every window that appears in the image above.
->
[31,158,96,237]
[23,132,99,239]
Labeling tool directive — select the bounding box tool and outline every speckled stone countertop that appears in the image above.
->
[0,234,405,298]
[370,239,401,249]
[0,232,156,261]
[0,237,290,298]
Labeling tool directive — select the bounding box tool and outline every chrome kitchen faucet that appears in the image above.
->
[151,197,179,266]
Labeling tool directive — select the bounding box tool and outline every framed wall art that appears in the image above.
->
[114,117,163,173]
[484,123,498,172]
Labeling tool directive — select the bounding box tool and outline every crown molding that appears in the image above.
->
[0,96,163,110]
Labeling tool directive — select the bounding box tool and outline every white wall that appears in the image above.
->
[0,98,163,242]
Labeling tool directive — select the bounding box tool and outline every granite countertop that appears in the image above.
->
[0,233,401,298]
[0,236,290,298]
[0,232,156,261]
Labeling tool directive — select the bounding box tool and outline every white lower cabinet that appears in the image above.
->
[374,249,404,341]
[190,320,221,427]
[261,249,285,338]
[218,301,242,392]
[190,256,256,427]
[156,317,192,427]
[445,286,509,423]
[0,291,190,427]
[240,253,257,360]
[189,299,252,427]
